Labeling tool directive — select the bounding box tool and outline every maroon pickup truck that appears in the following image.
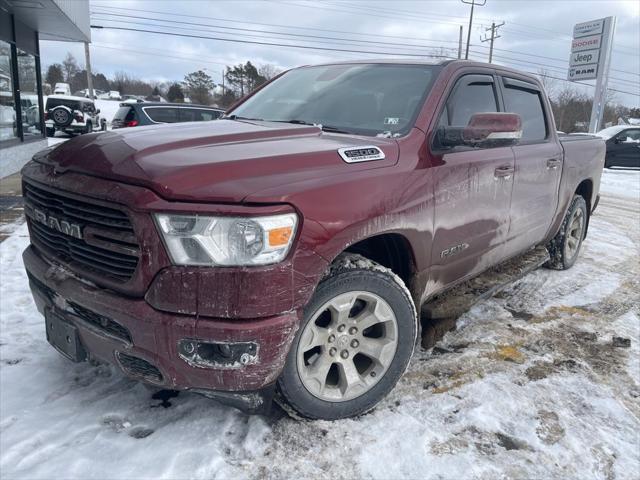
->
[22,60,604,420]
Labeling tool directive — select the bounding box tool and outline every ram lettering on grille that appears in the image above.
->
[33,208,82,240]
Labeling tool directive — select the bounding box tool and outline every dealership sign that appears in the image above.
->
[573,19,604,38]
[568,17,613,81]
[570,49,600,66]
[568,64,598,81]
[570,35,601,53]
[567,17,616,133]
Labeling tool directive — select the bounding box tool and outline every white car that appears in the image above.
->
[45,95,106,136]
[108,90,122,100]
[53,83,71,96]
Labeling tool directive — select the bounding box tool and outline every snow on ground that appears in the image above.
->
[1,171,639,479]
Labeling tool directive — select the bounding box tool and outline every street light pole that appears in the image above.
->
[84,42,94,100]
[461,0,486,60]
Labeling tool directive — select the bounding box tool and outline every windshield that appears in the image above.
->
[595,126,627,140]
[228,63,440,137]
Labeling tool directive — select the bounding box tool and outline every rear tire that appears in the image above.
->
[277,254,417,420]
[546,195,587,270]
[84,121,92,134]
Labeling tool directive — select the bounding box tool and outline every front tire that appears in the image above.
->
[546,195,587,270]
[277,254,417,420]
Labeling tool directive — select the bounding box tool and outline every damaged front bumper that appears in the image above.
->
[24,245,300,414]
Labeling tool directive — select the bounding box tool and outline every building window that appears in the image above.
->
[17,48,41,138]
[0,40,18,142]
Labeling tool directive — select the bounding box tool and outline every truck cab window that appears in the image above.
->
[502,82,547,142]
[444,79,498,127]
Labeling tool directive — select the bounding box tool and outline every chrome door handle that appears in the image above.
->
[547,158,562,169]
[494,165,514,179]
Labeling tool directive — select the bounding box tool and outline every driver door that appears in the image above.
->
[429,74,515,290]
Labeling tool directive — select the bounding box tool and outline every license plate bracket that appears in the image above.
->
[45,309,87,362]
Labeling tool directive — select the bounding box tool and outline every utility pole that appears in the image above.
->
[461,0,486,60]
[458,25,463,59]
[84,42,94,100]
[480,21,505,63]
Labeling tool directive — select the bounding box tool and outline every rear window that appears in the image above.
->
[144,107,179,123]
[46,98,81,110]
[114,106,135,122]
[503,82,547,142]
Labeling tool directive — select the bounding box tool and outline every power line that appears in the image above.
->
[89,24,449,59]
[319,0,640,55]
[90,12,638,87]
[90,12,459,53]
[91,4,639,78]
[468,50,639,97]
[90,4,463,44]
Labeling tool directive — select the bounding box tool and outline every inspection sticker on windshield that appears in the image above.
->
[338,146,386,163]
[384,117,400,125]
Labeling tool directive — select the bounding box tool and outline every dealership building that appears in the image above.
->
[0,0,90,178]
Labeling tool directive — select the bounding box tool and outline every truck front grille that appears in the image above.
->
[68,301,132,344]
[23,180,140,282]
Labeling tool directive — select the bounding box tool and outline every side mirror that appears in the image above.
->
[96,109,101,114]
[437,112,523,149]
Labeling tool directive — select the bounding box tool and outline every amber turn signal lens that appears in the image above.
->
[268,226,293,246]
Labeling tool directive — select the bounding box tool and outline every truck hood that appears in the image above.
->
[43,120,399,204]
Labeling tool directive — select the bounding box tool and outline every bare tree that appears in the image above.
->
[258,64,281,81]
[62,52,79,83]
[537,69,559,100]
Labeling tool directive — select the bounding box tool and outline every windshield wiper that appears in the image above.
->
[223,114,264,121]
[269,119,352,134]
[319,125,351,134]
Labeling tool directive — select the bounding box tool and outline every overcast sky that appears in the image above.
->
[40,0,639,106]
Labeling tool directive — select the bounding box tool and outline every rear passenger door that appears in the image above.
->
[430,74,516,289]
[500,77,562,257]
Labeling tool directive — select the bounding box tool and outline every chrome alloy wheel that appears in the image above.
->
[297,291,399,402]
[565,206,585,259]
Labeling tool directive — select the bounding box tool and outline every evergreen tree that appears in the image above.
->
[167,83,184,102]
[45,63,64,86]
[183,70,215,105]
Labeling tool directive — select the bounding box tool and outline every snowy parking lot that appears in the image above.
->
[0,169,638,479]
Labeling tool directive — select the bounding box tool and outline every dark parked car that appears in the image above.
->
[111,102,225,129]
[596,125,640,168]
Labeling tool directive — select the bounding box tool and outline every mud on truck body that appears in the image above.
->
[22,60,605,420]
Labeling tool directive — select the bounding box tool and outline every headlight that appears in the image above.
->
[155,213,298,266]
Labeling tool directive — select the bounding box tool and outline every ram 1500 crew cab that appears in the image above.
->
[22,60,605,420]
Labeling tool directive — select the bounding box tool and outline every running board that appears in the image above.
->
[420,246,550,349]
